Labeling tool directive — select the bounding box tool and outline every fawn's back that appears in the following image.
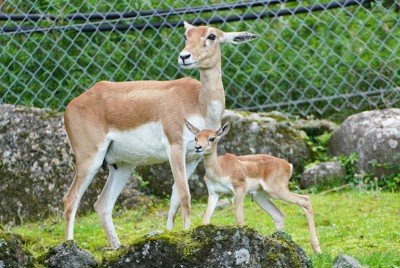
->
[214,153,292,192]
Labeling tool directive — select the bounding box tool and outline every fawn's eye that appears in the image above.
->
[195,137,197,141]
[209,137,215,142]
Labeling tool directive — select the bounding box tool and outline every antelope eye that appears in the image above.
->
[209,137,215,142]
[195,137,197,141]
[207,34,216,41]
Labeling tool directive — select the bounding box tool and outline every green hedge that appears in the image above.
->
[0,1,399,119]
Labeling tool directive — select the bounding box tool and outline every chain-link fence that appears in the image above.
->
[0,0,399,119]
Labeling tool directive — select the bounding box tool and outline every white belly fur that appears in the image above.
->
[105,122,169,165]
[105,118,206,166]
[207,176,233,194]
[245,178,262,192]
[207,176,262,195]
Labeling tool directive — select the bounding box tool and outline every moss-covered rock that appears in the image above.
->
[0,225,312,267]
[40,240,97,268]
[0,225,35,267]
[102,225,312,268]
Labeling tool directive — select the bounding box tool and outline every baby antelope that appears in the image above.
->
[184,120,321,253]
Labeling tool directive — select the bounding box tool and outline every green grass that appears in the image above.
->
[9,191,400,267]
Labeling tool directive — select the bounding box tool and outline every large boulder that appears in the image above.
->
[140,110,313,197]
[300,161,346,189]
[102,225,313,268]
[328,109,400,176]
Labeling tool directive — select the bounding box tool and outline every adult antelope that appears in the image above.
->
[184,120,322,253]
[63,22,257,249]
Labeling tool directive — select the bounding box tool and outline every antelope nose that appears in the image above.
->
[195,145,202,152]
[180,53,191,61]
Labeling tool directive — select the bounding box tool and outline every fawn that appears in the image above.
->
[184,120,321,253]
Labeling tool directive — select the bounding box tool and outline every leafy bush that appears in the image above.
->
[304,134,400,192]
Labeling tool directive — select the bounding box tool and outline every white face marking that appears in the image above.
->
[204,28,217,47]
[178,49,197,69]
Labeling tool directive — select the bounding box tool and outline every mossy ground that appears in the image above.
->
[8,190,400,267]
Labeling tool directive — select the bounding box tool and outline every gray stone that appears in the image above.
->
[328,109,400,176]
[42,241,97,268]
[300,161,346,189]
[332,254,363,268]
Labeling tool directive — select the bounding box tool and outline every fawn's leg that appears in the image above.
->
[252,190,285,230]
[275,190,322,253]
[233,187,246,225]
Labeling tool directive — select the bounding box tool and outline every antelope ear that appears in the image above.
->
[217,122,230,137]
[184,119,200,134]
[220,32,258,44]
[183,21,194,30]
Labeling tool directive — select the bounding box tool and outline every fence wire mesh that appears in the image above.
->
[0,0,399,118]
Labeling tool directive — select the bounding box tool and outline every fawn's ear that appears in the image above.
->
[184,119,200,135]
[217,122,230,137]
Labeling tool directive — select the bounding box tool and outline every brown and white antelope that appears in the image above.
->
[63,22,257,249]
[184,120,322,253]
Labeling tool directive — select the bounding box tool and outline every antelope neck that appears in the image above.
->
[199,64,225,128]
